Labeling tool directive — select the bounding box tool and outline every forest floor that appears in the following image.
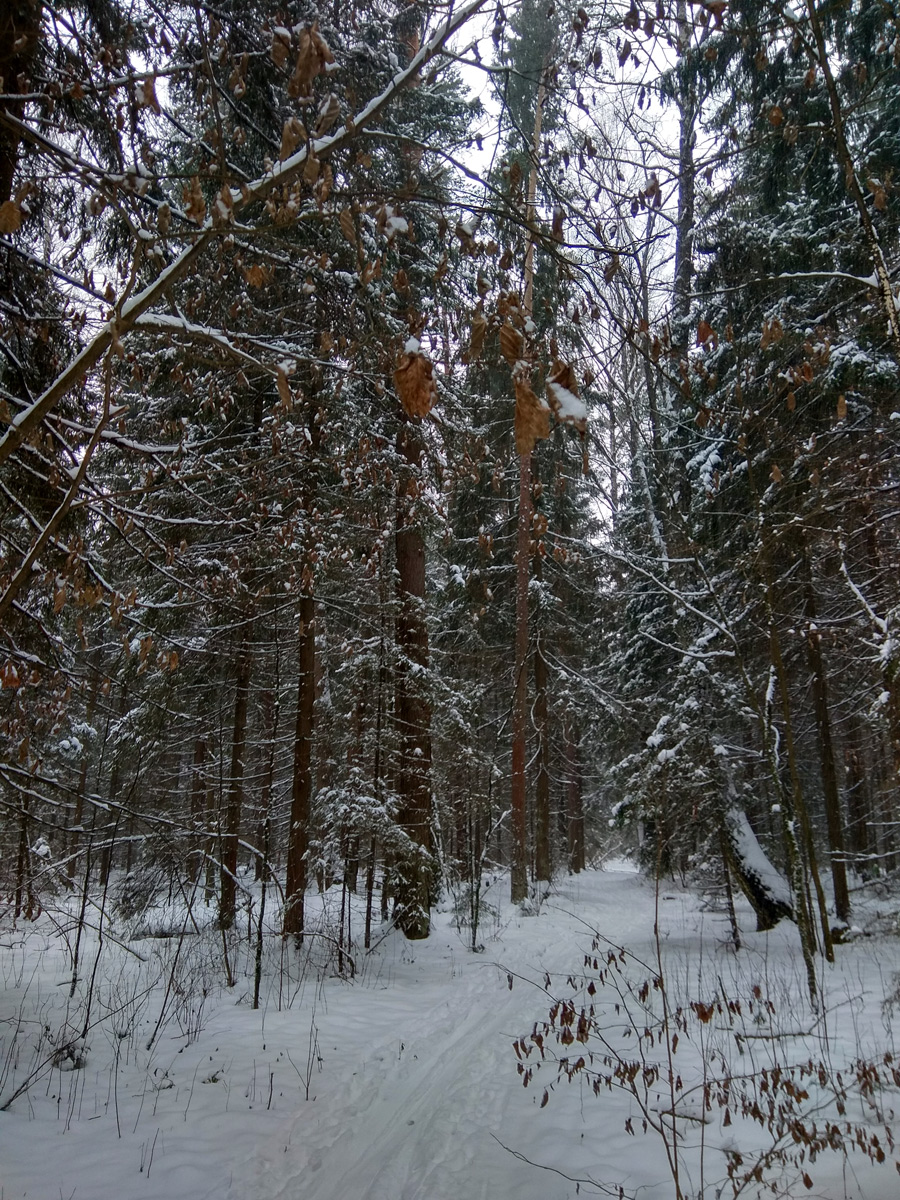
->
[2,862,900,1200]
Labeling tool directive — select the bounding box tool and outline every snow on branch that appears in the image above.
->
[0,0,490,468]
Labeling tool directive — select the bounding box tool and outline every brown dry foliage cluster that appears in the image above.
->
[394,350,437,418]
[514,375,550,455]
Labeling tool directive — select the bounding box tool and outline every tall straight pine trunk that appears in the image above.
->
[284,591,316,937]
[219,639,251,930]
[510,450,532,905]
[803,557,850,923]
[393,417,433,938]
[510,68,546,905]
[284,400,321,939]
[533,561,551,886]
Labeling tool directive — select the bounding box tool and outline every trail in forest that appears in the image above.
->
[227,866,670,1200]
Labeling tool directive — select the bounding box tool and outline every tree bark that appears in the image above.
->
[510,450,532,905]
[190,738,207,884]
[533,606,551,887]
[565,716,585,873]
[803,562,851,924]
[283,591,316,938]
[723,806,793,931]
[67,663,101,875]
[0,0,42,206]
[219,640,251,931]
[672,0,696,346]
[255,690,276,882]
[393,417,433,939]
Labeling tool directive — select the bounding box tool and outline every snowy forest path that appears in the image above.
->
[227,866,655,1200]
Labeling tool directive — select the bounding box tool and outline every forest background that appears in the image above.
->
[1,0,900,1008]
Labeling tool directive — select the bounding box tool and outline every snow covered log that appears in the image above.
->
[723,806,793,931]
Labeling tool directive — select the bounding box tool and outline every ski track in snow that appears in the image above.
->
[2,866,899,1200]
[230,870,655,1200]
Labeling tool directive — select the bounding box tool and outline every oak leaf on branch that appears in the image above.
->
[394,349,437,418]
[515,376,550,456]
[288,22,334,98]
[0,201,22,233]
[280,117,305,161]
[469,308,487,360]
[499,321,524,366]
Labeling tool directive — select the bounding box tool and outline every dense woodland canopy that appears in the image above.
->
[1,0,899,995]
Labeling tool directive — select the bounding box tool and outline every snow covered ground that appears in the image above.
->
[2,863,899,1200]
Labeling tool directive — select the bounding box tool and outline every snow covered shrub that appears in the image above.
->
[516,931,900,1199]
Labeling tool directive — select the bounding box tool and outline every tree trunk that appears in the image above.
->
[723,806,793,931]
[284,591,316,938]
[190,738,207,884]
[14,796,32,920]
[393,417,433,939]
[219,640,251,931]
[565,716,585,873]
[67,664,101,877]
[0,0,43,205]
[509,65,546,906]
[256,690,276,882]
[533,616,551,888]
[844,716,870,861]
[510,449,532,905]
[803,564,851,924]
[672,0,696,346]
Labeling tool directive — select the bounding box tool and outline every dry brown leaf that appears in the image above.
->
[760,317,783,349]
[280,117,305,161]
[394,351,437,418]
[697,319,717,347]
[271,27,291,68]
[136,76,160,112]
[499,322,524,366]
[767,105,784,126]
[228,55,249,98]
[243,263,271,288]
[156,201,171,236]
[469,309,487,360]
[316,93,341,136]
[770,463,783,483]
[514,377,550,456]
[0,200,22,233]
[276,367,291,406]
[837,393,847,419]
[213,186,234,227]
[304,154,320,185]
[184,176,206,224]
[288,22,334,98]
[339,205,356,245]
